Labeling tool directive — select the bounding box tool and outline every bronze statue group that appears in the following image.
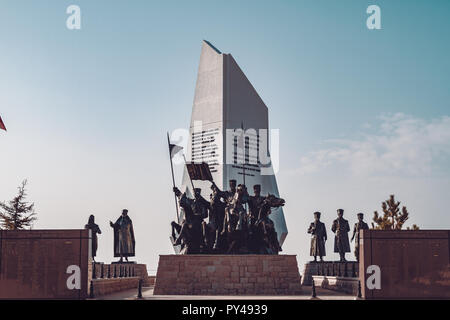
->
[308,209,369,262]
[170,179,285,255]
[83,192,369,262]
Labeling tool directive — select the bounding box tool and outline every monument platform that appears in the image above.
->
[312,275,359,295]
[301,261,358,286]
[153,255,302,295]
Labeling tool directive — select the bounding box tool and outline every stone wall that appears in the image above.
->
[153,255,302,295]
[360,229,450,299]
[0,229,90,299]
[0,230,150,299]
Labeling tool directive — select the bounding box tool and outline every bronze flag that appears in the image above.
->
[186,162,213,181]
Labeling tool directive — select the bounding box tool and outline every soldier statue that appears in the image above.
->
[168,179,285,255]
[331,209,351,262]
[218,179,237,206]
[351,212,369,261]
[209,182,227,251]
[307,211,327,262]
[247,184,264,228]
[109,209,135,263]
[226,184,249,232]
[212,179,237,235]
[85,214,101,261]
[171,187,209,254]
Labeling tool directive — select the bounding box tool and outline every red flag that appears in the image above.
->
[0,116,6,131]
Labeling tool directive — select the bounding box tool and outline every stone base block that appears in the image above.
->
[312,275,359,295]
[90,277,139,297]
[301,261,358,285]
[153,255,302,295]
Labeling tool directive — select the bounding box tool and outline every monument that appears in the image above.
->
[177,40,287,246]
[154,41,302,295]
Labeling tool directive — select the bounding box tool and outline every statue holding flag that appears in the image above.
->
[171,186,209,254]
[209,180,237,252]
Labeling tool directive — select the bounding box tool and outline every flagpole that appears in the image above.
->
[167,132,180,222]
[241,121,247,212]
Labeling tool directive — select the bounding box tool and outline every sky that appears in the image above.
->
[1,0,449,273]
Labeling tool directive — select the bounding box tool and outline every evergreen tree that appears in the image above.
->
[372,194,419,230]
[0,179,37,230]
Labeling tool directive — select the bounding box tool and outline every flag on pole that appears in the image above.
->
[186,162,213,181]
[167,132,181,222]
[169,143,183,159]
[0,116,6,131]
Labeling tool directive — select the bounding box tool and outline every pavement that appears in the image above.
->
[94,286,357,300]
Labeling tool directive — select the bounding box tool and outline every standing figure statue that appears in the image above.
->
[171,187,209,254]
[110,209,135,262]
[248,185,265,228]
[212,179,237,236]
[223,179,237,205]
[222,184,248,253]
[351,212,369,261]
[247,184,265,252]
[85,214,101,262]
[226,184,249,233]
[307,212,327,262]
[209,182,227,251]
[331,209,351,262]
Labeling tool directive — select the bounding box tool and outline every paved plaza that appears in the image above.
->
[95,286,355,300]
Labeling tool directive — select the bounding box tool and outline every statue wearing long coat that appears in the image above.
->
[85,217,101,258]
[112,215,135,257]
[352,220,369,260]
[308,221,327,257]
[331,218,351,253]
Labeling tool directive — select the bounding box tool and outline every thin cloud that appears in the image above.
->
[297,113,450,176]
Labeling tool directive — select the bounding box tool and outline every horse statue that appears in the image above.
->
[249,193,285,254]
[169,183,286,255]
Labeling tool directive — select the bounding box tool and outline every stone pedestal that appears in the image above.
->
[301,261,358,285]
[90,277,140,298]
[89,262,150,287]
[312,275,359,295]
[153,255,302,295]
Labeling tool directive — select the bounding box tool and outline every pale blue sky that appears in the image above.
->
[1,0,449,272]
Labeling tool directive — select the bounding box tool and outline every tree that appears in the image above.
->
[372,194,419,230]
[0,179,37,230]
